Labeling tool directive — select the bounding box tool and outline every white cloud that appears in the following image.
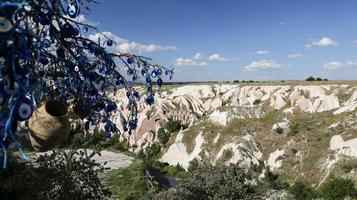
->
[173,52,230,66]
[288,53,304,59]
[323,61,343,69]
[306,37,338,48]
[88,31,177,53]
[172,57,208,66]
[74,14,98,26]
[324,60,357,70]
[208,54,228,61]
[256,50,269,55]
[193,52,204,60]
[244,60,282,71]
[346,60,357,66]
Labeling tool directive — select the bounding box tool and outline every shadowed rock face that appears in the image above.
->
[98,84,357,184]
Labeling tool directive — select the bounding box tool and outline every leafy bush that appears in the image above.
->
[262,168,288,190]
[341,160,357,173]
[165,119,183,133]
[157,164,260,200]
[62,131,129,152]
[188,159,199,172]
[103,160,170,200]
[0,150,110,200]
[319,178,356,200]
[157,128,171,145]
[253,99,261,105]
[289,122,300,136]
[305,76,315,81]
[146,143,162,160]
[288,181,317,200]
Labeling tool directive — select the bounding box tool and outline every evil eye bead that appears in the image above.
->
[127,57,134,64]
[141,68,147,76]
[0,17,13,33]
[132,74,138,81]
[106,40,113,46]
[145,94,154,105]
[133,91,140,99]
[14,97,33,121]
[146,75,151,83]
[151,71,157,78]
[156,69,162,76]
[157,77,163,87]
[127,68,134,75]
[3,76,20,96]
[67,1,80,18]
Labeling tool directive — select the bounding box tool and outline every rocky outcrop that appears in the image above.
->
[100,84,357,184]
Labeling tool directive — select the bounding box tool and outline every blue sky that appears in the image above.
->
[84,0,357,82]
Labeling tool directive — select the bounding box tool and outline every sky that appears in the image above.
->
[83,0,357,82]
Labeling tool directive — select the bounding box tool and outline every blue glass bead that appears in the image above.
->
[40,57,49,65]
[127,57,134,64]
[0,17,13,33]
[14,96,33,121]
[133,91,140,99]
[132,74,138,81]
[106,40,113,46]
[151,71,157,78]
[146,75,151,83]
[67,1,80,18]
[127,68,134,76]
[141,68,147,76]
[156,68,162,75]
[145,94,154,105]
[157,77,163,87]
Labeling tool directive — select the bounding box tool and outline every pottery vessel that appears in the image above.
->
[28,100,70,151]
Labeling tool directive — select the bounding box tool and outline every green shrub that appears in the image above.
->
[253,99,261,105]
[157,128,171,145]
[146,143,162,160]
[306,76,315,81]
[103,160,161,200]
[165,119,182,133]
[289,122,300,136]
[341,160,357,173]
[288,181,317,200]
[319,178,356,200]
[158,164,260,200]
[0,150,110,200]
[162,164,186,179]
[188,159,199,172]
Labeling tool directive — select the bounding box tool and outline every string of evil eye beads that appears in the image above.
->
[0,0,173,168]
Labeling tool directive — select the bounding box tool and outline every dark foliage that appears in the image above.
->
[288,181,317,200]
[319,178,357,200]
[165,119,183,133]
[155,164,261,200]
[306,76,316,81]
[0,149,110,200]
[157,128,171,145]
[253,99,261,105]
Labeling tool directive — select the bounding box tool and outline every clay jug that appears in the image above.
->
[28,100,70,151]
